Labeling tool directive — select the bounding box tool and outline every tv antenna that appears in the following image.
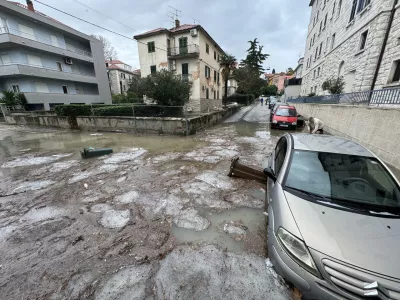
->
[168,5,181,21]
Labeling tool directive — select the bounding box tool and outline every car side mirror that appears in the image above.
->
[264,167,277,182]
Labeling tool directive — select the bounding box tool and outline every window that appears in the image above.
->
[206,88,209,99]
[338,0,342,16]
[147,41,155,53]
[315,47,318,60]
[311,87,314,93]
[217,54,220,61]
[214,90,216,99]
[35,82,49,93]
[205,66,211,78]
[217,72,220,84]
[317,67,321,77]
[319,21,323,33]
[0,54,11,65]
[314,69,316,78]
[390,60,400,83]
[206,43,209,54]
[349,0,357,21]
[214,51,216,60]
[323,14,328,28]
[214,70,217,82]
[62,85,68,94]
[106,62,109,67]
[150,65,156,74]
[315,85,318,93]
[217,91,219,99]
[123,85,126,91]
[319,42,323,56]
[12,84,20,93]
[331,33,336,50]
[359,30,368,50]
[18,24,36,41]
[285,151,400,210]
[357,0,371,13]
[274,137,287,175]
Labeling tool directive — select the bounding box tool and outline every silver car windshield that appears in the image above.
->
[285,150,400,209]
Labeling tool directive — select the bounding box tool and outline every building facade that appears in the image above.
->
[265,72,294,92]
[106,59,140,94]
[0,0,111,110]
[294,57,304,78]
[301,0,400,96]
[134,21,225,111]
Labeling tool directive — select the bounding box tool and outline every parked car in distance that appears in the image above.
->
[268,96,277,109]
[269,102,286,122]
[270,105,298,129]
[265,133,400,300]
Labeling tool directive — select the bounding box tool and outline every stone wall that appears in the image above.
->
[293,102,400,168]
[4,106,240,135]
[301,0,397,96]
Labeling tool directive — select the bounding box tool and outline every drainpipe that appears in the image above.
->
[370,0,398,91]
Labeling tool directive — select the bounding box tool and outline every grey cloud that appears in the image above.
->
[34,0,310,71]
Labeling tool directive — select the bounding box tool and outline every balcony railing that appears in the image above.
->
[0,26,92,57]
[168,44,200,57]
[177,74,193,83]
[0,62,96,77]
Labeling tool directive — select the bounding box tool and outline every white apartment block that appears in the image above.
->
[106,59,140,94]
[134,20,225,111]
[301,0,400,96]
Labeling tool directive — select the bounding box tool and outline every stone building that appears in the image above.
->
[134,20,225,112]
[301,0,400,96]
[106,60,140,94]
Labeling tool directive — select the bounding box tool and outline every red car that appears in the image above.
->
[270,105,298,129]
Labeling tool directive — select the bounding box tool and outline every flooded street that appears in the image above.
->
[0,103,299,300]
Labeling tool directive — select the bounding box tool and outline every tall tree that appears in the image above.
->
[240,38,269,74]
[272,68,276,74]
[286,67,294,75]
[219,54,237,105]
[91,35,118,60]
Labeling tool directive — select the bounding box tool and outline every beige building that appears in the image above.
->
[301,0,400,96]
[134,20,225,111]
[106,59,140,94]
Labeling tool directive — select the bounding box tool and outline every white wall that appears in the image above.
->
[301,0,396,96]
[136,33,169,77]
[282,85,301,101]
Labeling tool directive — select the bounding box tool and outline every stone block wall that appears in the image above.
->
[293,102,400,168]
[301,0,397,96]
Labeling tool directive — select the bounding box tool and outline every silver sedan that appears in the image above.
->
[265,133,400,300]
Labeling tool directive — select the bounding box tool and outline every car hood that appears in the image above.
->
[284,191,400,279]
[273,115,297,122]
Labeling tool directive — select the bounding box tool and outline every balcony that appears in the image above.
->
[285,78,302,87]
[0,63,97,84]
[0,26,92,59]
[177,74,194,83]
[168,44,199,58]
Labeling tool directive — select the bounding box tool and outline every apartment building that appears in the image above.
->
[302,0,400,96]
[106,59,140,94]
[0,0,111,110]
[265,72,293,92]
[134,20,225,111]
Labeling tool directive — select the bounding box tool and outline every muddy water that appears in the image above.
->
[0,131,203,160]
[172,207,265,252]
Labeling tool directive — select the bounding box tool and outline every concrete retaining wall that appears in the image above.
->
[4,106,241,135]
[293,103,400,168]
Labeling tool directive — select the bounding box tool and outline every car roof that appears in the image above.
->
[289,134,374,157]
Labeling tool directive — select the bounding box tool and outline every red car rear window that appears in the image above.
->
[275,108,297,117]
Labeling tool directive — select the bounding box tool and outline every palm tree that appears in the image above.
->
[219,54,237,105]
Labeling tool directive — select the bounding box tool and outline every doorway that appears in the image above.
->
[179,37,188,55]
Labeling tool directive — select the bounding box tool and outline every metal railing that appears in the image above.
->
[0,26,92,57]
[287,87,400,106]
[177,74,194,83]
[168,44,200,56]
[0,62,95,77]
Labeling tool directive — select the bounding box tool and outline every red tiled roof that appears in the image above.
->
[169,24,198,33]
[105,59,124,64]
[106,63,138,75]
[8,1,69,27]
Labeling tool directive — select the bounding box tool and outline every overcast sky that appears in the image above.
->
[32,0,310,72]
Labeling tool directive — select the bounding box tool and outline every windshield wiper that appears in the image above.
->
[285,186,328,201]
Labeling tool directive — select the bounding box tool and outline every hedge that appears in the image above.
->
[55,104,91,116]
[55,104,184,117]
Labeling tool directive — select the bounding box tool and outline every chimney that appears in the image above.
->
[175,19,180,28]
[26,0,34,12]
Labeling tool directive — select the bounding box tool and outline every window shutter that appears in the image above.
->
[349,0,357,21]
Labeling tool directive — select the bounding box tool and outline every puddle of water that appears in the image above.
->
[172,207,265,252]
[0,131,204,159]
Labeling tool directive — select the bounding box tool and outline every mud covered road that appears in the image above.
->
[0,103,299,299]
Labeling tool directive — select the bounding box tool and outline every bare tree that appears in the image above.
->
[91,34,118,60]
